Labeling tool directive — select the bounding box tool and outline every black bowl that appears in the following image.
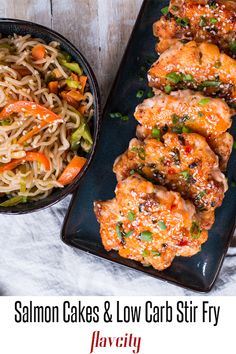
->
[0,18,101,214]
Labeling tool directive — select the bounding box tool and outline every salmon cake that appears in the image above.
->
[154,0,236,56]
[113,134,228,229]
[94,175,208,271]
[134,89,233,169]
[148,41,236,105]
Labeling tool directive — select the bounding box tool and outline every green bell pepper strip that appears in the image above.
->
[0,195,27,207]
[70,111,93,152]
[59,58,82,75]
[65,79,81,89]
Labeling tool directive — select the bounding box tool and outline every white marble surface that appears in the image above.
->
[0,196,236,296]
[0,0,235,295]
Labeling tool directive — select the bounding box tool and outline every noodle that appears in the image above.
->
[0,34,94,205]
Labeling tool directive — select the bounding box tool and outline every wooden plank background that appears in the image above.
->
[0,0,143,104]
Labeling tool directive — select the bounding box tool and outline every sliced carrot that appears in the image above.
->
[60,91,79,108]
[67,90,85,101]
[0,152,50,174]
[58,156,87,185]
[78,75,87,94]
[31,44,46,60]
[48,81,58,94]
[78,105,87,115]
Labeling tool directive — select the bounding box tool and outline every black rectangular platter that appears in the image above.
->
[61,0,236,292]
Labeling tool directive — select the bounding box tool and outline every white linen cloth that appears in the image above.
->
[0,196,235,296]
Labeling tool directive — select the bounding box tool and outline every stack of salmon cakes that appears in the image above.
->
[94,0,235,271]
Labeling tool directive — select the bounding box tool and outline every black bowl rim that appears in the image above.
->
[0,18,101,215]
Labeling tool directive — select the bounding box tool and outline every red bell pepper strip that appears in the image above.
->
[0,101,63,144]
[0,152,50,174]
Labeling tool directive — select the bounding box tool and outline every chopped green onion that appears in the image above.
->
[127,211,136,221]
[0,196,27,207]
[182,115,190,122]
[172,114,179,124]
[136,90,144,98]
[130,169,136,175]
[183,74,193,82]
[171,5,179,11]
[210,17,218,24]
[170,148,180,165]
[172,126,183,134]
[131,147,146,160]
[164,85,172,94]
[182,126,191,133]
[180,170,190,181]
[180,39,189,44]
[151,127,161,140]
[161,6,169,15]
[230,41,236,54]
[195,190,207,201]
[199,98,210,105]
[140,231,153,241]
[190,222,201,239]
[166,72,182,83]
[199,16,207,27]
[147,89,154,98]
[142,249,150,257]
[125,231,134,238]
[233,141,236,149]
[201,80,220,87]
[176,17,189,27]
[198,111,204,117]
[110,112,129,121]
[116,222,124,240]
[142,250,150,257]
[208,1,217,9]
[145,55,157,65]
[151,250,161,257]
[157,221,167,230]
[110,112,122,119]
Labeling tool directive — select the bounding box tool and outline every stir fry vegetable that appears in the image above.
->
[0,41,94,205]
[0,195,27,207]
[0,101,63,144]
[31,44,46,60]
[70,109,93,152]
[58,156,87,185]
[0,152,50,174]
[0,101,61,121]
[59,59,82,75]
